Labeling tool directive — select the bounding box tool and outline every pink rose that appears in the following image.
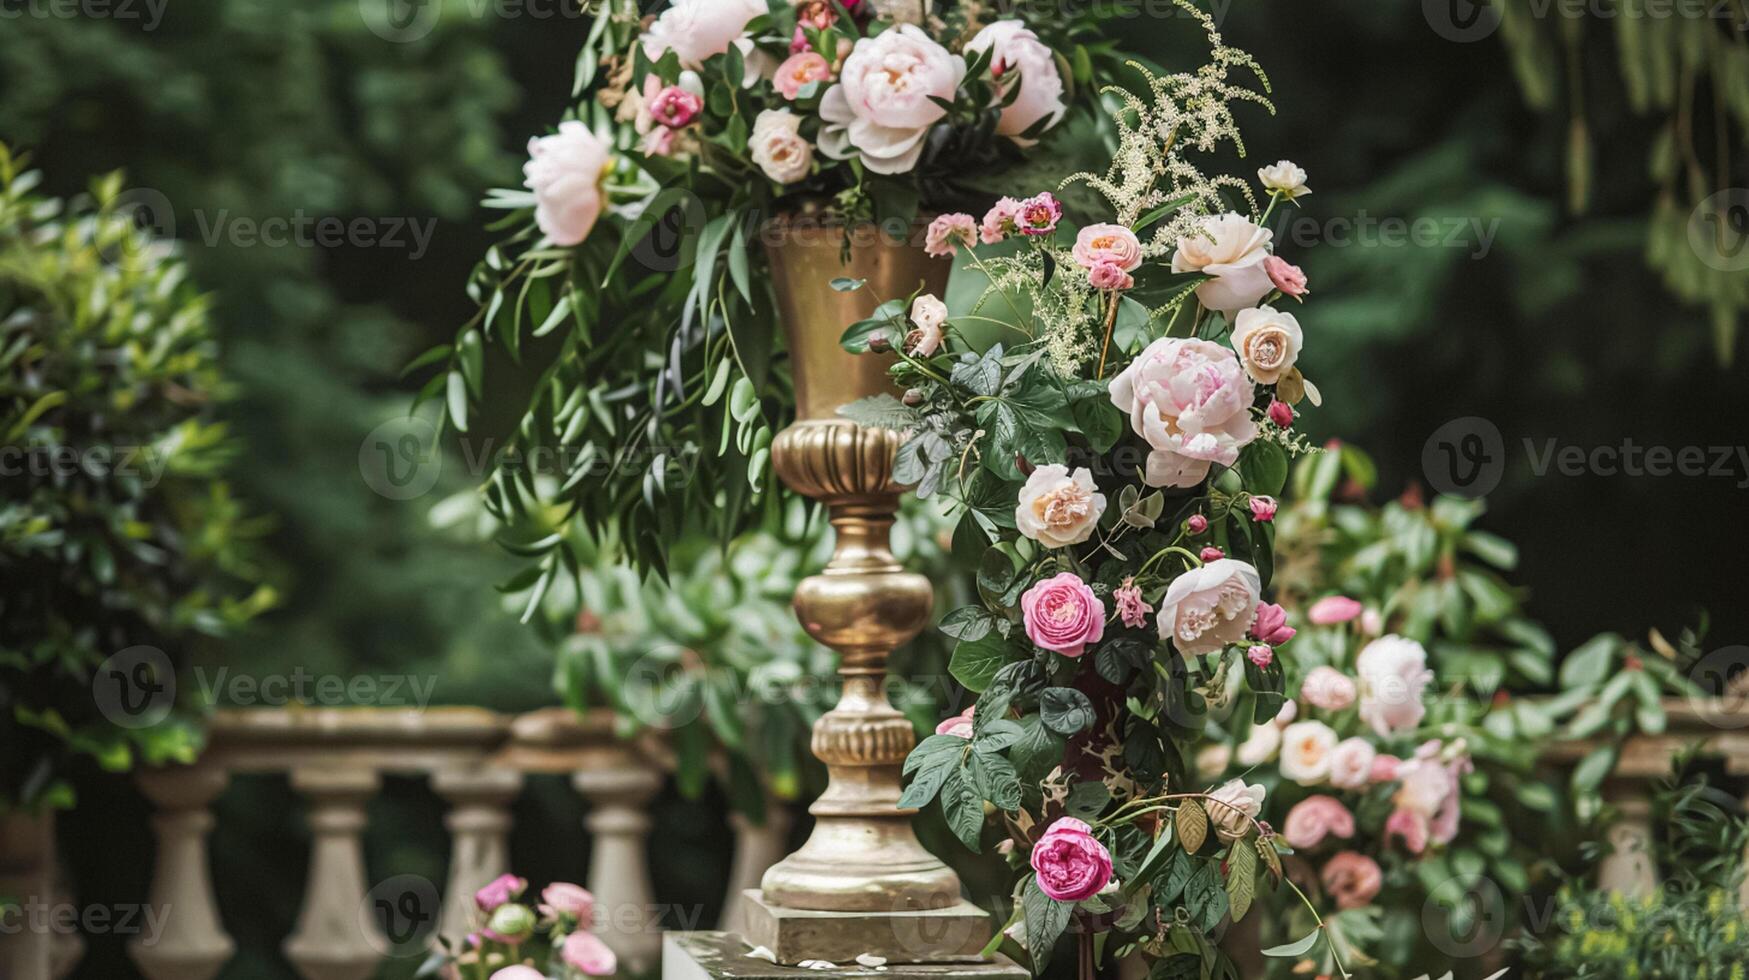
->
[1248,495,1277,522]
[1088,261,1134,291]
[1114,578,1153,629]
[1247,644,1273,668]
[1264,255,1309,299]
[1266,400,1294,428]
[1249,601,1296,646]
[1356,635,1433,737]
[491,968,546,980]
[641,0,765,68]
[1369,754,1402,784]
[1384,808,1429,855]
[1016,192,1062,236]
[523,122,610,247]
[925,213,977,257]
[1021,572,1105,657]
[560,931,618,976]
[818,26,965,174]
[1301,666,1357,712]
[1171,213,1274,320]
[539,882,594,923]
[1073,224,1144,272]
[1307,595,1363,625]
[1155,558,1261,657]
[965,20,1065,144]
[934,704,975,739]
[1107,337,1258,488]
[648,86,703,128]
[775,51,834,100]
[1282,795,1355,850]
[1029,817,1113,901]
[980,196,1022,244]
[474,873,526,913]
[1327,738,1376,790]
[1320,852,1382,910]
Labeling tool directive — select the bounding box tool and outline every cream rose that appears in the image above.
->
[1356,635,1434,738]
[1172,213,1275,321]
[1107,337,1258,488]
[964,20,1065,145]
[1015,464,1106,549]
[1258,160,1311,200]
[523,121,611,247]
[1205,778,1266,842]
[1279,720,1339,785]
[642,0,765,69]
[818,26,965,175]
[1328,737,1377,790]
[749,109,814,185]
[1155,558,1260,656]
[1234,721,1280,767]
[1230,305,1303,385]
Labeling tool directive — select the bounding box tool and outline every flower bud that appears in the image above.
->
[1199,546,1224,562]
[903,388,924,406]
[1186,514,1208,534]
[1267,400,1294,428]
[485,903,536,944]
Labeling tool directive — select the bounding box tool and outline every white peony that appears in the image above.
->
[1279,720,1339,785]
[749,110,814,185]
[1014,465,1106,549]
[1107,337,1258,489]
[1355,635,1434,738]
[818,26,965,175]
[1154,559,1261,656]
[1172,213,1275,321]
[642,0,765,69]
[523,121,612,247]
[1258,160,1311,200]
[964,20,1065,145]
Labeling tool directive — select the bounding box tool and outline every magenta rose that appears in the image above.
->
[473,873,526,913]
[1029,817,1113,902]
[1020,572,1105,657]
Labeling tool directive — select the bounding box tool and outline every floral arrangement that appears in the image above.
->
[423,0,1138,579]
[832,8,1353,975]
[434,875,616,980]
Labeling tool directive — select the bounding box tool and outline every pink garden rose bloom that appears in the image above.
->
[774,51,834,100]
[1248,495,1278,522]
[1171,213,1274,320]
[1155,558,1261,656]
[1114,578,1152,629]
[934,704,975,739]
[474,873,526,913]
[538,882,594,923]
[1073,224,1144,272]
[1107,337,1258,488]
[1384,808,1429,854]
[1320,852,1383,910]
[925,213,977,257]
[1249,601,1296,646]
[641,0,764,68]
[1246,644,1273,668]
[523,122,610,247]
[561,931,618,976]
[1307,595,1364,625]
[1264,255,1309,298]
[964,20,1066,144]
[1356,635,1434,737]
[1029,817,1113,901]
[1088,261,1134,291]
[1369,754,1402,784]
[1301,666,1357,712]
[1327,737,1377,790]
[1016,192,1062,236]
[980,196,1022,244]
[1267,399,1294,428]
[648,86,703,128]
[1021,572,1105,657]
[818,26,965,174]
[1282,795,1355,850]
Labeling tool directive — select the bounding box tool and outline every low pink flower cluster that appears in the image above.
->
[468,874,616,978]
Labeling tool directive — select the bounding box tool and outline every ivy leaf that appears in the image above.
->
[1010,713,1065,783]
[1175,799,1208,854]
[1039,687,1095,736]
[1021,876,1071,971]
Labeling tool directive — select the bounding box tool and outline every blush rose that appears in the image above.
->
[1029,817,1113,901]
[1021,572,1105,657]
[1154,558,1261,656]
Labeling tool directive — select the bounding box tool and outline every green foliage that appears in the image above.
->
[0,149,270,809]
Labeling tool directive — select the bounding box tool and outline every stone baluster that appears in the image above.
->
[127,767,234,980]
[432,768,524,945]
[283,769,385,980]
[573,765,663,975]
[720,803,793,935]
[1597,779,1658,898]
[0,813,56,980]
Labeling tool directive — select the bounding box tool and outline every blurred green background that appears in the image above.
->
[3,0,1745,977]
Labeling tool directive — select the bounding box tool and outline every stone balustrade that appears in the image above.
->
[0,706,794,980]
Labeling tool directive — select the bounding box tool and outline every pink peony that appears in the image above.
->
[818,26,965,174]
[1384,808,1429,855]
[1248,495,1278,522]
[934,704,975,739]
[1107,337,1258,488]
[1267,400,1294,428]
[641,0,765,68]
[965,20,1065,144]
[523,122,611,247]
[1154,558,1261,657]
[538,882,594,923]
[1301,666,1357,712]
[980,197,1022,244]
[1072,224,1144,272]
[1247,644,1274,668]
[1320,852,1383,910]
[1020,572,1105,657]
[1282,795,1355,850]
[1016,192,1062,236]
[1307,595,1364,625]
[474,874,526,913]
[925,213,977,258]
[560,931,618,976]
[774,51,834,100]
[1327,738,1377,790]
[1088,261,1134,291]
[1029,817,1113,901]
[1249,601,1296,646]
[1114,578,1153,629]
[1264,255,1309,299]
